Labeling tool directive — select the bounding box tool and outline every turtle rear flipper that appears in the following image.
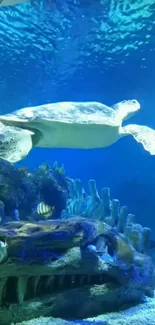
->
[120,124,155,155]
[0,124,34,163]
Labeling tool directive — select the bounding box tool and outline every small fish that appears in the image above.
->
[0,0,26,7]
[87,243,131,270]
[87,244,114,264]
[37,202,55,219]
[87,244,97,254]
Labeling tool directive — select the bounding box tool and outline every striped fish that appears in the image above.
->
[37,202,55,219]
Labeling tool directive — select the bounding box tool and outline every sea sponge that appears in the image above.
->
[117,206,128,234]
[142,227,151,254]
[63,178,152,257]
[115,234,134,265]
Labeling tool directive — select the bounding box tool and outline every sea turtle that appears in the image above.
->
[0,99,154,163]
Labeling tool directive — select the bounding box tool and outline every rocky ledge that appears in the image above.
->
[0,217,154,325]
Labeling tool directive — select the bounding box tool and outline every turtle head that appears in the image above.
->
[113,99,141,123]
[0,122,34,163]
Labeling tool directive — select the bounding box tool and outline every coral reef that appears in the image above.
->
[0,159,68,221]
[0,161,153,325]
[0,216,154,324]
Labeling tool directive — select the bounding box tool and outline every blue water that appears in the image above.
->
[0,0,155,234]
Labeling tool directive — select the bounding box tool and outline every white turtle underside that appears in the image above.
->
[32,120,120,149]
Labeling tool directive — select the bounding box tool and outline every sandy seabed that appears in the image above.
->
[13,293,155,325]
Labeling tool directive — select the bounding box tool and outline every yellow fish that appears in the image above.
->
[37,202,55,219]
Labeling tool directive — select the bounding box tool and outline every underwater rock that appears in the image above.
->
[0,217,154,324]
[0,159,68,221]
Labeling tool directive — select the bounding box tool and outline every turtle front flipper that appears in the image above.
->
[0,122,34,163]
[120,124,155,155]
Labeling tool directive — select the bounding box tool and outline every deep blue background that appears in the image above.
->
[0,0,155,234]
